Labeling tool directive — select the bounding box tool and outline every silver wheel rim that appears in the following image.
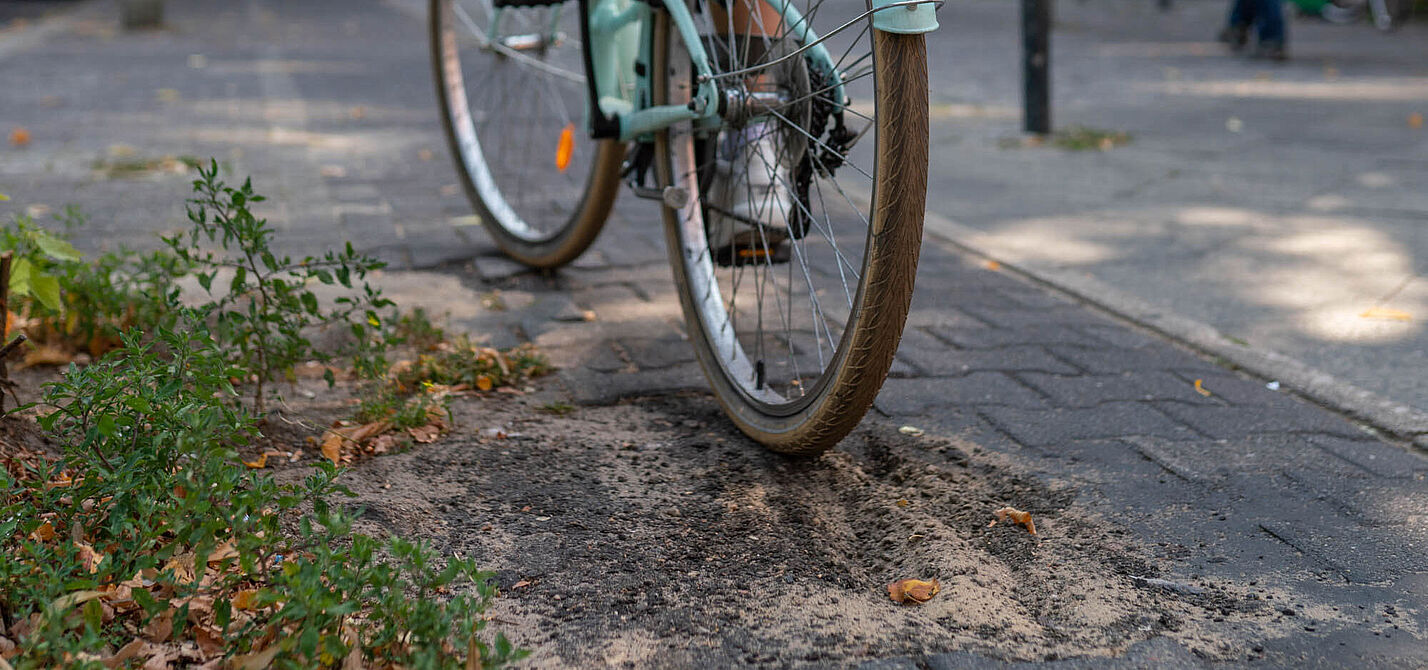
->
[662,2,882,416]
[436,0,596,243]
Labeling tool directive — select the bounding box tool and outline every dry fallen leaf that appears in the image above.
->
[233,589,261,611]
[983,260,1001,271]
[1359,307,1412,322]
[141,608,174,642]
[8,127,30,148]
[408,423,441,444]
[76,542,105,574]
[895,498,910,508]
[243,453,269,469]
[1410,112,1424,129]
[1193,379,1211,397]
[29,521,56,542]
[321,431,345,464]
[475,375,494,392]
[207,540,239,564]
[888,578,940,604]
[988,506,1037,535]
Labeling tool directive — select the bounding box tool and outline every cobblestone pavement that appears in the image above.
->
[2,0,1427,666]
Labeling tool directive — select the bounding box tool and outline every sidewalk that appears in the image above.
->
[0,0,1426,666]
[919,0,1428,442]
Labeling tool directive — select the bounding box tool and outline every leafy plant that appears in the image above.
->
[0,215,84,314]
[170,161,394,412]
[1,315,522,668]
[0,210,187,357]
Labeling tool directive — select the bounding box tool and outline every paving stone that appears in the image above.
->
[1151,403,1365,441]
[925,637,1204,669]
[875,373,1048,416]
[1046,344,1201,376]
[856,657,923,670]
[581,343,630,373]
[1072,323,1160,349]
[899,345,1081,378]
[923,652,1006,670]
[559,363,706,405]
[1015,371,1218,409]
[1163,369,1303,410]
[956,304,1109,330]
[980,403,1194,448]
[927,322,1108,350]
[1123,435,1373,487]
[1307,434,1428,478]
[620,334,696,370]
[903,307,990,330]
[1258,518,1428,584]
[470,253,531,281]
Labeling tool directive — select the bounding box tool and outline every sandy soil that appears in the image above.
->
[0,359,1311,668]
[334,390,1310,668]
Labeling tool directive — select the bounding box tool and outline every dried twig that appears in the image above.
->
[0,251,11,415]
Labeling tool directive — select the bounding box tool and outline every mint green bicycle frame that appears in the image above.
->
[568,0,939,142]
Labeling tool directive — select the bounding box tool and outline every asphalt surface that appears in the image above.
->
[1,0,1427,667]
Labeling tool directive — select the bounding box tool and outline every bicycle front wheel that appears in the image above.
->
[431,0,624,268]
[653,4,930,454]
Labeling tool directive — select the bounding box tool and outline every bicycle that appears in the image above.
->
[1290,0,1414,29]
[429,0,939,454]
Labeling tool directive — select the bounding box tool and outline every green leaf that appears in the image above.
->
[9,258,33,297]
[231,266,247,294]
[31,274,62,312]
[96,415,118,437]
[32,231,83,262]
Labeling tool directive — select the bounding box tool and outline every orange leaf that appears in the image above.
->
[1193,379,1211,397]
[233,589,261,611]
[475,375,494,392]
[988,506,1037,535]
[29,521,55,542]
[983,260,1001,271]
[8,127,30,147]
[243,453,269,469]
[321,431,346,465]
[888,578,940,604]
[1410,112,1424,129]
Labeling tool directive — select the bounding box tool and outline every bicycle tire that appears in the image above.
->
[653,7,929,455]
[430,0,624,268]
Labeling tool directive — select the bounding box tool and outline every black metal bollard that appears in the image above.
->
[1021,0,1051,135]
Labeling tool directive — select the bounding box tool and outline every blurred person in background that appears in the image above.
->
[1218,0,1288,60]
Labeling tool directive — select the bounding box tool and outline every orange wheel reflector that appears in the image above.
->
[555,123,575,172]
[737,248,772,259]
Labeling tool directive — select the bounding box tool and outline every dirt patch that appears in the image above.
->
[340,391,1301,668]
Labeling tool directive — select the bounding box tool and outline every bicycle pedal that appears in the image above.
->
[714,242,791,267]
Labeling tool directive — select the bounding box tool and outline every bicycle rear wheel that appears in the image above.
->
[431,0,624,268]
[653,3,929,455]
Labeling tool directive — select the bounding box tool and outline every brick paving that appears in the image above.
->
[1,0,1426,666]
